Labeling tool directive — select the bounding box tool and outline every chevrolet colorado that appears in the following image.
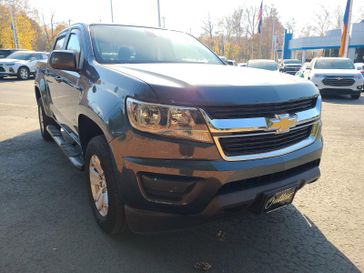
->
[35,23,323,234]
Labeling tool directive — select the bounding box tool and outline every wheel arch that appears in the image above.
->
[78,114,105,155]
[17,65,30,74]
[35,86,41,101]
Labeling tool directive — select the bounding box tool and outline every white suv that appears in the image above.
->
[0,51,48,80]
[304,57,363,99]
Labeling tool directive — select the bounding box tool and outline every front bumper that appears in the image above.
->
[0,65,17,76]
[110,136,323,233]
[311,78,363,95]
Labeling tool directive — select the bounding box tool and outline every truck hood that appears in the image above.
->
[105,63,319,106]
[313,69,362,77]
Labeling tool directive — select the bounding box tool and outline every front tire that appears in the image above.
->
[17,66,30,80]
[37,99,54,141]
[351,93,361,100]
[85,135,127,234]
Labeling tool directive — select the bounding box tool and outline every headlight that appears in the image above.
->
[354,74,363,80]
[126,98,213,143]
[4,63,15,66]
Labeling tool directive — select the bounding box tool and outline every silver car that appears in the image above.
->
[0,51,48,80]
[305,57,363,99]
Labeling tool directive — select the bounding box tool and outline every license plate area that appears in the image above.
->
[262,187,296,213]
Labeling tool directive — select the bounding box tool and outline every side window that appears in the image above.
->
[35,54,43,60]
[66,33,81,53]
[66,31,82,66]
[54,36,65,50]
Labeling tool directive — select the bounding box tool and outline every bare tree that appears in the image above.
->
[354,6,364,23]
[285,18,296,34]
[219,15,234,41]
[312,5,332,36]
[244,5,258,38]
[42,11,55,47]
[231,8,244,38]
[333,5,343,29]
[300,25,314,37]
[202,13,215,40]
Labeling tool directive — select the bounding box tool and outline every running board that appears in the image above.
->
[46,125,85,170]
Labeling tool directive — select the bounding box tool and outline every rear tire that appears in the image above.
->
[17,66,30,80]
[85,135,127,235]
[37,99,55,141]
[351,93,361,100]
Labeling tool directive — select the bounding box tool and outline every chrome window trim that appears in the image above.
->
[200,96,321,134]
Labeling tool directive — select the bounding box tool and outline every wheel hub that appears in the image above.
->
[89,155,109,216]
[20,68,28,79]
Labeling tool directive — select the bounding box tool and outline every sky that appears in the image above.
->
[29,0,364,36]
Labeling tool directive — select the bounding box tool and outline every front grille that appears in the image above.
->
[0,67,5,72]
[322,77,355,87]
[219,125,312,157]
[204,97,317,119]
[284,66,300,71]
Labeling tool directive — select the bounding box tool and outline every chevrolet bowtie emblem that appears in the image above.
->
[336,77,343,81]
[266,114,298,134]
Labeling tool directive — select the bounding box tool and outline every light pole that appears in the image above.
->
[6,0,18,48]
[157,0,161,27]
[110,0,114,22]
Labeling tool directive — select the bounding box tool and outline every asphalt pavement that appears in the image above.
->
[0,78,363,273]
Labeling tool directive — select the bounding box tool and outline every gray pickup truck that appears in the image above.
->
[35,23,323,234]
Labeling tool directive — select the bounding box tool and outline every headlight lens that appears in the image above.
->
[354,74,363,79]
[4,63,15,66]
[126,98,213,143]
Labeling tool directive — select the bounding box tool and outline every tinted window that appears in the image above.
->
[35,54,43,60]
[247,61,278,71]
[315,59,355,69]
[90,25,223,64]
[284,59,301,64]
[6,52,33,60]
[66,32,81,65]
[66,33,81,53]
[0,50,11,58]
[54,36,65,50]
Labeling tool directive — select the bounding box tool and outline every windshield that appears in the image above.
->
[284,59,301,64]
[90,25,223,64]
[248,61,278,71]
[6,52,32,60]
[315,59,355,69]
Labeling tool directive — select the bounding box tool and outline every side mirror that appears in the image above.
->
[49,50,78,71]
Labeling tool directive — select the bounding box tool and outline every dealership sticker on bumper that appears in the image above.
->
[263,187,296,213]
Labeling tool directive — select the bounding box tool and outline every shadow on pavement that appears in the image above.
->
[0,76,34,83]
[0,130,360,273]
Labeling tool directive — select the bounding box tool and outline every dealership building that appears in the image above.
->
[282,19,364,63]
